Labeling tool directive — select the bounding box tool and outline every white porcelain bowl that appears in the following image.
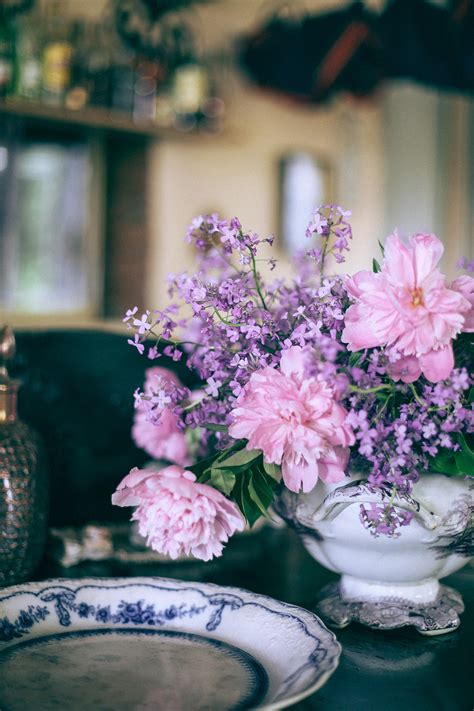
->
[277,473,473,633]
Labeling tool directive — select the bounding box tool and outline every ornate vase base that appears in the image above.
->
[315,582,465,635]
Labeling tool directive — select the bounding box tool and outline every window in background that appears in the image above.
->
[279,152,333,256]
[0,127,103,319]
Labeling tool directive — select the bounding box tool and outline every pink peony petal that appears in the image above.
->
[318,448,348,483]
[282,457,318,494]
[341,309,381,350]
[410,232,444,284]
[388,355,422,384]
[383,233,415,287]
[344,270,381,299]
[279,346,308,382]
[419,345,454,383]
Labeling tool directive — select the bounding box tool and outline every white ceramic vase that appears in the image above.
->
[276,473,473,634]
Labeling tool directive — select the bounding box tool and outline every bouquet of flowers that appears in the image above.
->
[113,206,474,561]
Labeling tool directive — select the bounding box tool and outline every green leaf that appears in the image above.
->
[262,461,282,481]
[202,423,227,433]
[233,475,262,527]
[210,468,236,496]
[349,352,363,368]
[247,477,271,517]
[430,433,474,478]
[454,452,474,476]
[458,432,474,454]
[189,453,221,479]
[189,440,248,483]
[213,448,261,470]
[454,433,474,476]
[468,387,474,404]
[430,451,458,476]
[249,467,276,510]
[372,258,381,273]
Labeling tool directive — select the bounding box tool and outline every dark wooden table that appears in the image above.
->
[36,525,473,711]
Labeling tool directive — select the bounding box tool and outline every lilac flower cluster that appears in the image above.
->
[305,204,353,267]
[346,351,473,535]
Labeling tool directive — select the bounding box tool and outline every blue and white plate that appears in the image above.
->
[0,577,340,710]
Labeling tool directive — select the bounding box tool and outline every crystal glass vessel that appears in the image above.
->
[0,327,48,585]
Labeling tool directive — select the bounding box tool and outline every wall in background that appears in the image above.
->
[146,1,386,308]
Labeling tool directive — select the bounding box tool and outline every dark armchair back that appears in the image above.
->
[13,330,192,527]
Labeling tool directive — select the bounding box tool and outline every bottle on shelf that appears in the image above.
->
[109,30,136,116]
[168,24,209,131]
[41,2,73,107]
[14,14,43,101]
[133,56,162,123]
[65,20,90,111]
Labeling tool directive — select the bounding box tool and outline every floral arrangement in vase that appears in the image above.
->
[113,205,473,584]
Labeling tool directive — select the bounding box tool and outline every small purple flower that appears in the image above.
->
[128,333,145,355]
[123,306,138,323]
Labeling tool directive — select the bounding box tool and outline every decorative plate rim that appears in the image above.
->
[0,576,341,710]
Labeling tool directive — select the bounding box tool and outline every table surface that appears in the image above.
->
[35,526,473,711]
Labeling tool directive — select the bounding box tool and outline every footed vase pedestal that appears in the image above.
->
[276,473,473,635]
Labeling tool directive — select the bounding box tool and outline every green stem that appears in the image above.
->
[349,384,392,395]
[319,238,330,285]
[213,309,245,328]
[386,485,398,509]
[249,248,268,310]
[372,394,392,423]
[409,383,428,408]
[148,333,214,352]
[181,395,205,412]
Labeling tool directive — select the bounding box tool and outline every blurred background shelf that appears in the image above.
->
[0,98,219,138]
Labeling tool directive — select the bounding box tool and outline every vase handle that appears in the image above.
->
[312,480,441,531]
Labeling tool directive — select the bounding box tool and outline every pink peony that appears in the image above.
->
[112,465,245,561]
[341,233,472,382]
[133,367,189,466]
[228,346,354,494]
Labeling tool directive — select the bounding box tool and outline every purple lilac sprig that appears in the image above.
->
[305,204,353,273]
[346,354,473,536]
